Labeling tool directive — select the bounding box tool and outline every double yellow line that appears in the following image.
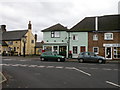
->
[0,72,7,84]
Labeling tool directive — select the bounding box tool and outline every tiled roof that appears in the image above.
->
[98,14,120,31]
[69,14,120,32]
[2,30,28,40]
[69,17,95,32]
[41,23,68,32]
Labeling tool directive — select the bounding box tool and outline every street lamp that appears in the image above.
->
[22,36,27,57]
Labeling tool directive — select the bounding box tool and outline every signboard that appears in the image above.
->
[103,44,120,47]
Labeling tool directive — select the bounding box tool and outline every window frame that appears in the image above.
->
[72,34,78,41]
[51,31,60,38]
[73,46,78,54]
[104,33,113,40]
[93,34,98,41]
[93,47,99,54]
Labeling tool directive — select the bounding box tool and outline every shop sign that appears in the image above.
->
[103,44,120,47]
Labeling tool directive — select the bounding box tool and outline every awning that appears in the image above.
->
[43,43,67,46]
[103,44,120,47]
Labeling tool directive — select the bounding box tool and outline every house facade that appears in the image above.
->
[88,15,120,60]
[42,23,68,57]
[1,21,36,56]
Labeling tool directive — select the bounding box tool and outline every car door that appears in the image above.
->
[89,52,97,62]
[84,52,91,61]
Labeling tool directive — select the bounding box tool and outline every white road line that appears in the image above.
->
[106,81,120,88]
[46,66,54,68]
[28,65,38,67]
[37,66,45,68]
[73,67,91,76]
[65,67,74,70]
[3,59,12,61]
[55,66,63,69]
[103,68,112,71]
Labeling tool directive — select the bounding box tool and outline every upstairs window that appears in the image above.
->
[31,40,34,43]
[51,31,60,38]
[104,33,113,40]
[8,41,13,45]
[93,34,98,41]
[72,34,78,40]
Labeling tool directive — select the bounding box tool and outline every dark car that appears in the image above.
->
[40,51,66,62]
[78,52,106,64]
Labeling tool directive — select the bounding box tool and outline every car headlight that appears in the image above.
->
[61,56,64,58]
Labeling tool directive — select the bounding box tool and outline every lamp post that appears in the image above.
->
[22,36,27,57]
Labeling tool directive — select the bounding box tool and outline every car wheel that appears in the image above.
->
[79,59,84,63]
[57,58,61,62]
[41,57,45,61]
[98,59,103,64]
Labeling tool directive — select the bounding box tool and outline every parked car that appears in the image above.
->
[78,52,106,64]
[40,51,66,62]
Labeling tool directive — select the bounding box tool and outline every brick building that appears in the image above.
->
[88,15,120,60]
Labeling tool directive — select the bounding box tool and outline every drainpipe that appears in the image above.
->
[68,32,70,58]
[95,17,98,31]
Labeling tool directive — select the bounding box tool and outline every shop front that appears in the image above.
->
[103,44,120,60]
[43,43,68,58]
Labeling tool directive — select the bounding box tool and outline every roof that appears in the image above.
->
[69,14,120,32]
[35,42,43,48]
[98,14,120,31]
[2,30,28,41]
[69,17,95,32]
[41,23,68,32]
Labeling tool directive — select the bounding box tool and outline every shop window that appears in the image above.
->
[104,33,113,40]
[114,47,120,59]
[73,46,78,54]
[93,34,98,41]
[72,34,78,40]
[44,46,52,52]
[93,47,99,54]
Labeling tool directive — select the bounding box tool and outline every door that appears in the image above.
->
[105,47,112,59]
[59,46,66,57]
[80,46,86,52]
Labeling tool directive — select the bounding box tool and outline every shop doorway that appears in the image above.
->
[105,47,112,59]
[59,46,67,57]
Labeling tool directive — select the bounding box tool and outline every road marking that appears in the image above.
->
[3,59,12,61]
[46,66,54,68]
[103,68,112,71]
[65,67,74,70]
[106,81,120,88]
[73,67,91,76]
[37,65,45,68]
[55,66,63,69]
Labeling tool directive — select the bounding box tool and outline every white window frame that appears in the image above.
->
[104,33,113,40]
[73,46,78,54]
[72,34,78,41]
[93,34,98,41]
[93,47,99,54]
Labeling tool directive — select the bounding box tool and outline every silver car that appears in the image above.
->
[78,52,106,64]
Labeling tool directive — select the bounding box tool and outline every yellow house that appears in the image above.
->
[35,42,43,55]
[1,21,36,56]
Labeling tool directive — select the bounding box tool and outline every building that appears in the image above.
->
[35,41,43,55]
[42,23,68,57]
[88,15,120,60]
[1,21,36,56]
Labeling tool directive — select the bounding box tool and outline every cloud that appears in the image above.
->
[0,0,119,41]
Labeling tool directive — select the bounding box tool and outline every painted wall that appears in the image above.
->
[43,31,68,43]
[69,32,88,58]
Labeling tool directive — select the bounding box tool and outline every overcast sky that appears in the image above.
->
[0,0,120,42]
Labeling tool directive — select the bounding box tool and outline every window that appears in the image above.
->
[31,40,34,43]
[113,47,120,59]
[51,31,60,38]
[104,33,113,40]
[73,46,78,54]
[93,47,99,54]
[93,34,98,41]
[14,47,16,51]
[72,34,78,40]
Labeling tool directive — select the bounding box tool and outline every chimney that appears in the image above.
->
[0,25,6,32]
[35,34,37,42]
[95,17,98,31]
[28,21,32,30]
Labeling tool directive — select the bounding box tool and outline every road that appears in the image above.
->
[1,56,120,88]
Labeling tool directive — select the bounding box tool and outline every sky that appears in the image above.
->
[0,0,120,42]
